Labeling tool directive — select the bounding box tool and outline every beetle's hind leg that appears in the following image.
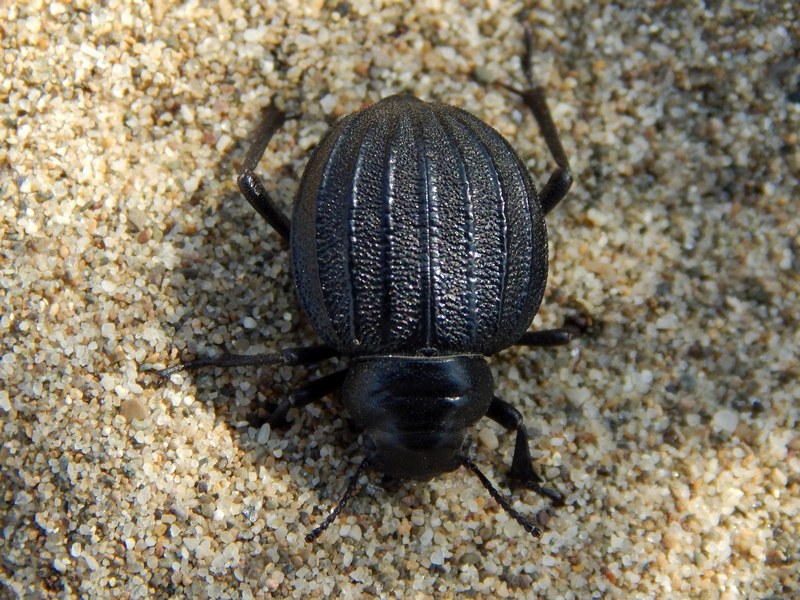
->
[487,396,565,506]
[237,102,293,240]
[499,25,573,215]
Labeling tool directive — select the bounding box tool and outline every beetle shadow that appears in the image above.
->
[146,107,362,506]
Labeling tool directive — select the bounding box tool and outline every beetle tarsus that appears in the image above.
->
[515,479,565,507]
[564,311,596,336]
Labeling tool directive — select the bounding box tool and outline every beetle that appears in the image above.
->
[160,27,575,542]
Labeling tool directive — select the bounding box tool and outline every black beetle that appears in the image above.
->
[161,27,575,542]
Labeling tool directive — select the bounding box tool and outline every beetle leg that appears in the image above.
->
[487,396,565,506]
[514,328,573,347]
[501,25,573,215]
[266,369,348,427]
[237,102,292,240]
[158,345,339,378]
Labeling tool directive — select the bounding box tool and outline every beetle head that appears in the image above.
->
[362,429,469,479]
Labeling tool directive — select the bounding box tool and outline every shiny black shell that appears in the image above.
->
[291,94,548,356]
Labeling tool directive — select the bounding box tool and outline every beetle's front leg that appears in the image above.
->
[500,25,573,215]
[487,396,565,506]
[158,345,339,378]
[265,369,348,427]
[237,102,293,240]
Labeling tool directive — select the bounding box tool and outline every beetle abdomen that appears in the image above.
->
[291,95,548,356]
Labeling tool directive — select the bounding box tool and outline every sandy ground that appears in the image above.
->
[2,1,799,598]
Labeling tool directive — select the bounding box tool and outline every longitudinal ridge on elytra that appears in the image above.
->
[294,96,548,357]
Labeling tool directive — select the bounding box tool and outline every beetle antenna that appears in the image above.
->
[462,456,542,539]
[305,457,370,543]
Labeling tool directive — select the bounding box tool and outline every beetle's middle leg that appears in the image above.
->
[487,396,565,505]
[159,346,345,426]
[159,345,338,378]
[500,25,573,215]
[237,102,292,240]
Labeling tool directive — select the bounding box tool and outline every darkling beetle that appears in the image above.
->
[161,26,575,542]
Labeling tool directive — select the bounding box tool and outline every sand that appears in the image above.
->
[2,1,798,598]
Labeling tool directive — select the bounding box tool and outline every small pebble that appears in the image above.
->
[711,409,739,434]
[120,398,150,423]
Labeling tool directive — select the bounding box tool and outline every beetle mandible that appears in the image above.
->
[161,26,575,542]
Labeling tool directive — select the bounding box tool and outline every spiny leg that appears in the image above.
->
[487,396,565,506]
[237,102,292,240]
[501,25,573,215]
[158,345,339,378]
